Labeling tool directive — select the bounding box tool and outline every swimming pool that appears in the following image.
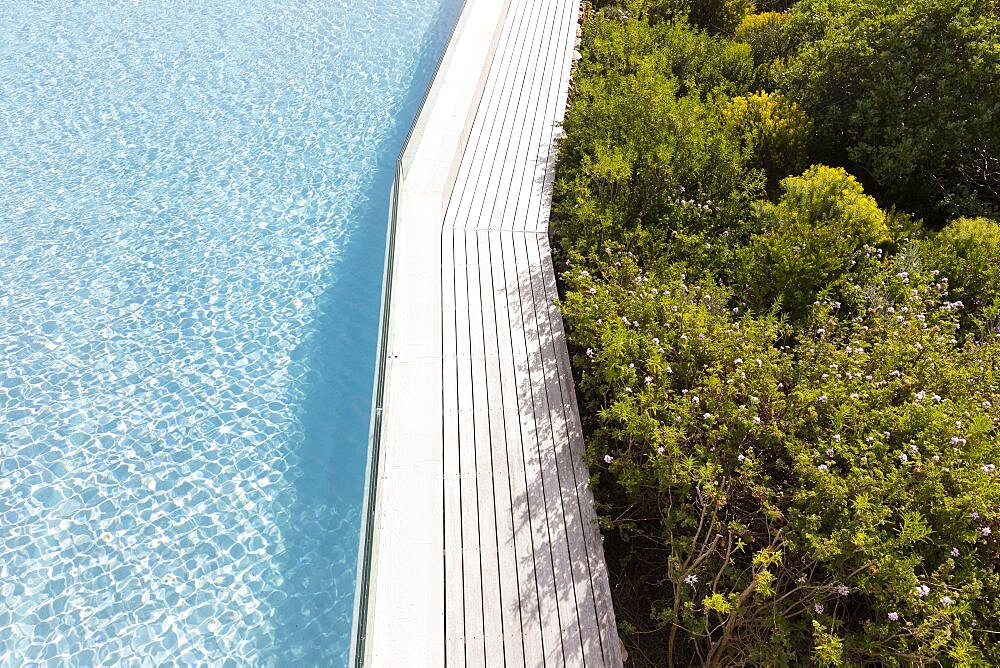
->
[0,0,460,663]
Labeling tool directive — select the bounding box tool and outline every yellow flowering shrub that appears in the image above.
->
[722,91,813,182]
[734,11,792,65]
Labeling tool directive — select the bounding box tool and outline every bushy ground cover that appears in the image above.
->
[552,0,1000,663]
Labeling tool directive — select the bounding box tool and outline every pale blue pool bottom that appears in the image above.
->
[0,0,461,663]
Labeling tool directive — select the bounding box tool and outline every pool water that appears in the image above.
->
[0,0,460,663]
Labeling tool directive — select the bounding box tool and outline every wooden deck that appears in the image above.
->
[358,0,621,664]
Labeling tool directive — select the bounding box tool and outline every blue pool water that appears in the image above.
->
[0,0,460,663]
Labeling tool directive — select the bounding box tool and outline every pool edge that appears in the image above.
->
[347,0,509,664]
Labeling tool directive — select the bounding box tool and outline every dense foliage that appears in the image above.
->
[552,1,1000,664]
[780,0,1000,224]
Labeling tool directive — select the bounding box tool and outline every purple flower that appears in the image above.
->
[916,584,930,597]
[940,596,953,606]
[817,464,828,472]
[835,585,849,596]
[950,548,960,557]
[971,511,980,520]
[603,454,614,464]
[814,603,824,614]
[826,449,835,457]
[983,526,992,537]
[888,612,899,621]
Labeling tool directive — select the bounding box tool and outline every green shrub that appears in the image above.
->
[721,90,813,184]
[552,17,764,262]
[738,165,888,319]
[555,4,1000,666]
[779,0,1000,223]
[686,0,757,35]
[921,217,1000,335]
[561,250,1000,665]
[577,11,757,98]
[734,11,794,65]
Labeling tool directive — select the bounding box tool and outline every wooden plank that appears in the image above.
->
[488,228,544,664]
[452,224,487,665]
[500,228,566,666]
[502,0,568,234]
[450,0,540,233]
[536,232,623,666]
[510,229,586,663]
[438,3,532,660]
[476,0,552,233]
[494,0,563,233]
[522,0,576,234]
[474,227,527,667]
[462,228,505,663]
[524,231,607,666]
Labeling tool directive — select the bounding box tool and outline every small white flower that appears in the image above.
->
[603,454,614,464]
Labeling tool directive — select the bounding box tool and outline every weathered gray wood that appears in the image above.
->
[371,0,622,664]
[504,0,569,235]
[537,232,624,666]
[439,0,621,664]
[488,228,544,665]
[474,228,526,667]
[522,231,599,663]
